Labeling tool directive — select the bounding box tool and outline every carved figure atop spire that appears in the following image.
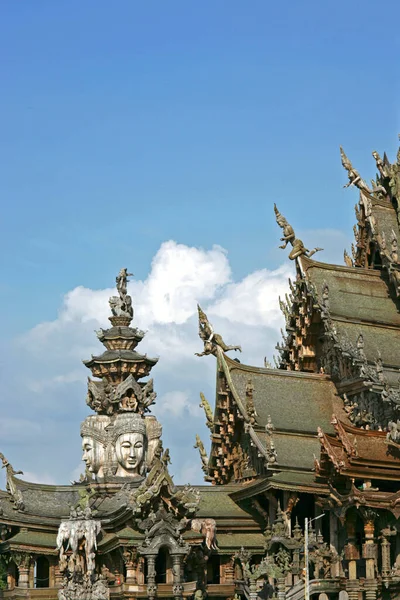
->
[195,304,241,357]
[340,147,370,193]
[109,268,134,326]
[274,204,323,260]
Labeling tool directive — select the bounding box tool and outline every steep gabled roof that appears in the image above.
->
[226,356,347,435]
[299,256,400,327]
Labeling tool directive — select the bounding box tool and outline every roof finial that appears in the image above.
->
[340,146,370,193]
[274,204,323,260]
[109,268,134,326]
[195,304,242,357]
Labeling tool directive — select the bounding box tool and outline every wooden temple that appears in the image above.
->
[1,140,400,600]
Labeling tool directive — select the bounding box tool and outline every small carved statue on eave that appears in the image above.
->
[195,304,241,357]
[274,204,323,260]
[340,147,371,193]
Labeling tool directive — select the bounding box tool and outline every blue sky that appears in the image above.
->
[0,1,400,484]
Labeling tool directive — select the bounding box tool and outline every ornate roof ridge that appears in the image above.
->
[298,254,384,276]
[224,353,333,381]
[9,477,88,493]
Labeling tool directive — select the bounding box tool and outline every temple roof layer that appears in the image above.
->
[299,256,400,327]
[226,356,348,435]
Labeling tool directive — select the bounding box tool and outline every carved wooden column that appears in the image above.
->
[172,555,183,600]
[362,510,377,600]
[381,534,391,583]
[248,578,258,600]
[224,556,235,584]
[54,560,63,588]
[329,512,340,578]
[7,562,16,590]
[146,555,157,600]
[137,557,145,584]
[122,548,138,585]
[12,553,32,588]
[48,557,56,588]
[277,576,286,600]
[344,512,359,600]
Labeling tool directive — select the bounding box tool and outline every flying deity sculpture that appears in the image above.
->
[340,147,371,193]
[274,204,323,260]
[195,304,241,357]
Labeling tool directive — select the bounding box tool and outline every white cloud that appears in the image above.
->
[209,265,293,328]
[2,239,293,485]
[157,390,202,418]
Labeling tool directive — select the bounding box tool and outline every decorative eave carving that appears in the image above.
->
[86,374,157,415]
[331,414,358,457]
[129,450,200,519]
[194,435,209,475]
[317,427,346,472]
[199,392,213,430]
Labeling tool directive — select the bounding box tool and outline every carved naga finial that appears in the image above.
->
[199,392,213,429]
[194,434,209,473]
[195,304,241,357]
[109,267,134,325]
[344,249,353,267]
[0,453,24,511]
[340,146,370,193]
[274,204,323,260]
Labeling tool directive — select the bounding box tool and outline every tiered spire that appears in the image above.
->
[84,268,158,412]
[79,269,162,483]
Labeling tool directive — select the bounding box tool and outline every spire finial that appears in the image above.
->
[108,268,134,326]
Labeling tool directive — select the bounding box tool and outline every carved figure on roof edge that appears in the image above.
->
[195,304,241,357]
[340,147,370,193]
[372,150,390,179]
[194,435,208,474]
[199,392,213,429]
[0,453,24,511]
[344,249,353,267]
[274,204,323,260]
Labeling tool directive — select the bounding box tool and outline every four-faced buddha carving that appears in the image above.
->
[80,410,161,481]
[112,413,147,478]
[80,415,111,480]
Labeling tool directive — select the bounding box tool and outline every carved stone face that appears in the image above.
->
[82,436,105,478]
[115,432,145,477]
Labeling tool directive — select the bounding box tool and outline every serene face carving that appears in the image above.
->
[115,432,145,476]
[82,436,105,478]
